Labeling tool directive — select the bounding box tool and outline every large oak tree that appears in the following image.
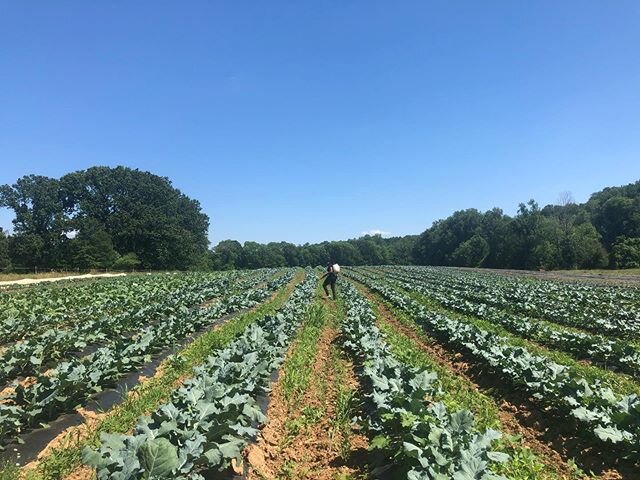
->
[1,166,209,270]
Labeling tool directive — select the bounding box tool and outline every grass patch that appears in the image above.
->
[280,304,327,407]
[0,462,20,480]
[281,276,335,442]
[326,297,359,460]
[330,347,357,459]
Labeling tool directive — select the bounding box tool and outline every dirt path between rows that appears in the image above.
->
[357,284,633,480]
[246,300,368,479]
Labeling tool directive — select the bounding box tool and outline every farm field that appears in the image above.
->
[455,267,640,287]
[0,267,639,480]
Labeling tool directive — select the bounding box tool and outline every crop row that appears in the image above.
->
[367,267,640,377]
[385,266,640,339]
[0,271,270,387]
[346,270,640,461]
[83,270,317,479]
[0,271,252,344]
[0,270,295,449]
[341,281,507,479]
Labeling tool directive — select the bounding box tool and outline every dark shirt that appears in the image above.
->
[326,264,337,281]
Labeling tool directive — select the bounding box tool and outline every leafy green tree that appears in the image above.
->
[299,243,329,267]
[239,241,265,269]
[595,197,637,248]
[510,200,544,269]
[413,209,485,266]
[59,166,209,269]
[8,233,45,268]
[325,240,364,266]
[278,242,301,267]
[411,195,614,271]
[533,217,565,270]
[0,175,66,267]
[212,240,243,270]
[112,252,142,271]
[66,218,118,269]
[451,234,490,267]
[2,167,209,270]
[611,237,640,268]
[353,235,390,265]
[263,243,287,267]
[587,181,640,248]
[531,240,561,270]
[386,235,417,265]
[569,223,608,268]
[412,228,435,266]
[0,228,11,271]
[479,208,513,268]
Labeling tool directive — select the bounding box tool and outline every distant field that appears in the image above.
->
[454,265,640,286]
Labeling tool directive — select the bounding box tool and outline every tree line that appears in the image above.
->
[209,235,417,270]
[209,180,640,270]
[412,181,640,270]
[1,167,639,272]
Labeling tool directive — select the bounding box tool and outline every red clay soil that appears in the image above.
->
[245,304,368,480]
[360,286,632,480]
[63,466,95,480]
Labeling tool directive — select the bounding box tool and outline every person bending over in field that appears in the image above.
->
[322,260,340,300]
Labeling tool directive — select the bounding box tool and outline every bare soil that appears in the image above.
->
[64,466,95,480]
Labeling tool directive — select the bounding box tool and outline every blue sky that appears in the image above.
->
[1,1,639,245]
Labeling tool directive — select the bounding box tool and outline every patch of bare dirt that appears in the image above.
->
[246,307,368,479]
[1,376,37,402]
[362,286,634,479]
[0,384,16,399]
[41,408,106,459]
[63,465,94,480]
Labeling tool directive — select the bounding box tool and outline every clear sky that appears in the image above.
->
[1,1,639,245]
